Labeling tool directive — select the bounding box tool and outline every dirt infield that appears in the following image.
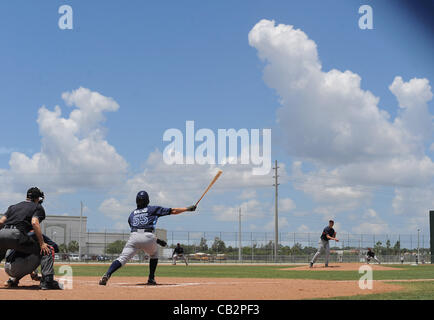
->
[0,270,403,300]
[285,262,401,271]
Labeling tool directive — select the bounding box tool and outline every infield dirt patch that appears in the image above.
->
[0,269,403,300]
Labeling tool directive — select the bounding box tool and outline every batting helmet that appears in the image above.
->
[27,187,45,204]
[136,191,149,209]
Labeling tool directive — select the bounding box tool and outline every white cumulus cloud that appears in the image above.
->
[279,197,296,212]
[0,87,128,209]
[249,19,434,223]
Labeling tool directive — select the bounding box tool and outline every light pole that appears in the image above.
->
[251,233,254,262]
[417,229,420,265]
[79,201,83,261]
[238,208,242,262]
[273,160,279,262]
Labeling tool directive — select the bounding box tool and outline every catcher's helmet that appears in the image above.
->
[27,187,45,204]
[136,191,149,209]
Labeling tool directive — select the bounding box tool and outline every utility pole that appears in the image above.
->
[273,160,279,262]
[251,232,254,262]
[398,234,401,258]
[238,208,242,262]
[79,201,83,261]
[417,229,420,265]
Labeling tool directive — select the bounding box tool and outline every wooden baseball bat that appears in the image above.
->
[195,170,223,207]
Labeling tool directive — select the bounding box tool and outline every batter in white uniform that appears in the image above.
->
[99,191,196,286]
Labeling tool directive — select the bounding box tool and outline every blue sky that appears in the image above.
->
[0,1,433,236]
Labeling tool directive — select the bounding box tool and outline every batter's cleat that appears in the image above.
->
[309,262,313,268]
[30,271,42,281]
[4,278,19,288]
[40,280,63,290]
[147,278,157,286]
[99,274,110,286]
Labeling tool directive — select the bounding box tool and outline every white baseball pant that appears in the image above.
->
[116,231,158,266]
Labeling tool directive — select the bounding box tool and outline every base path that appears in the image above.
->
[0,272,403,300]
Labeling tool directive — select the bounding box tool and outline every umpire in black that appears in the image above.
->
[0,187,62,290]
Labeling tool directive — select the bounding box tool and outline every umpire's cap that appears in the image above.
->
[136,191,149,209]
[27,187,45,204]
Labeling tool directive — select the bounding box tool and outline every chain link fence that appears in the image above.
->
[46,228,431,264]
[165,231,429,248]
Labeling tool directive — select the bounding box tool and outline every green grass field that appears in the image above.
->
[325,281,434,300]
[53,263,434,299]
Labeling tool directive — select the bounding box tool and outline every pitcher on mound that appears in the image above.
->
[309,220,339,268]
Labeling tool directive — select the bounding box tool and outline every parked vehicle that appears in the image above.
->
[188,252,213,261]
[97,255,110,262]
[81,254,93,261]
[69,254,80,261]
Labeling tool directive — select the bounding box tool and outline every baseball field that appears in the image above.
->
[1,262,433,300]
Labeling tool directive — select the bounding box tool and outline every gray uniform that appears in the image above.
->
[311,239,330,265]
[0,228,55,277]
[99,197,180,286]
[4,250,41,280]
[117,230,158,265]
[4,233,58,282]
[114,205,172,265]
[311,226,335,266]
[0,200,55,280]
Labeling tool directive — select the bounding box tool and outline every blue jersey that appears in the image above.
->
[128,206,172,231]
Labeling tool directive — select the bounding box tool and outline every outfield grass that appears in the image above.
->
[324,281,434,300]
[53,263,434,281]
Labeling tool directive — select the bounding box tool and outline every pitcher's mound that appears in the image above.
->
[283,263,400,271]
